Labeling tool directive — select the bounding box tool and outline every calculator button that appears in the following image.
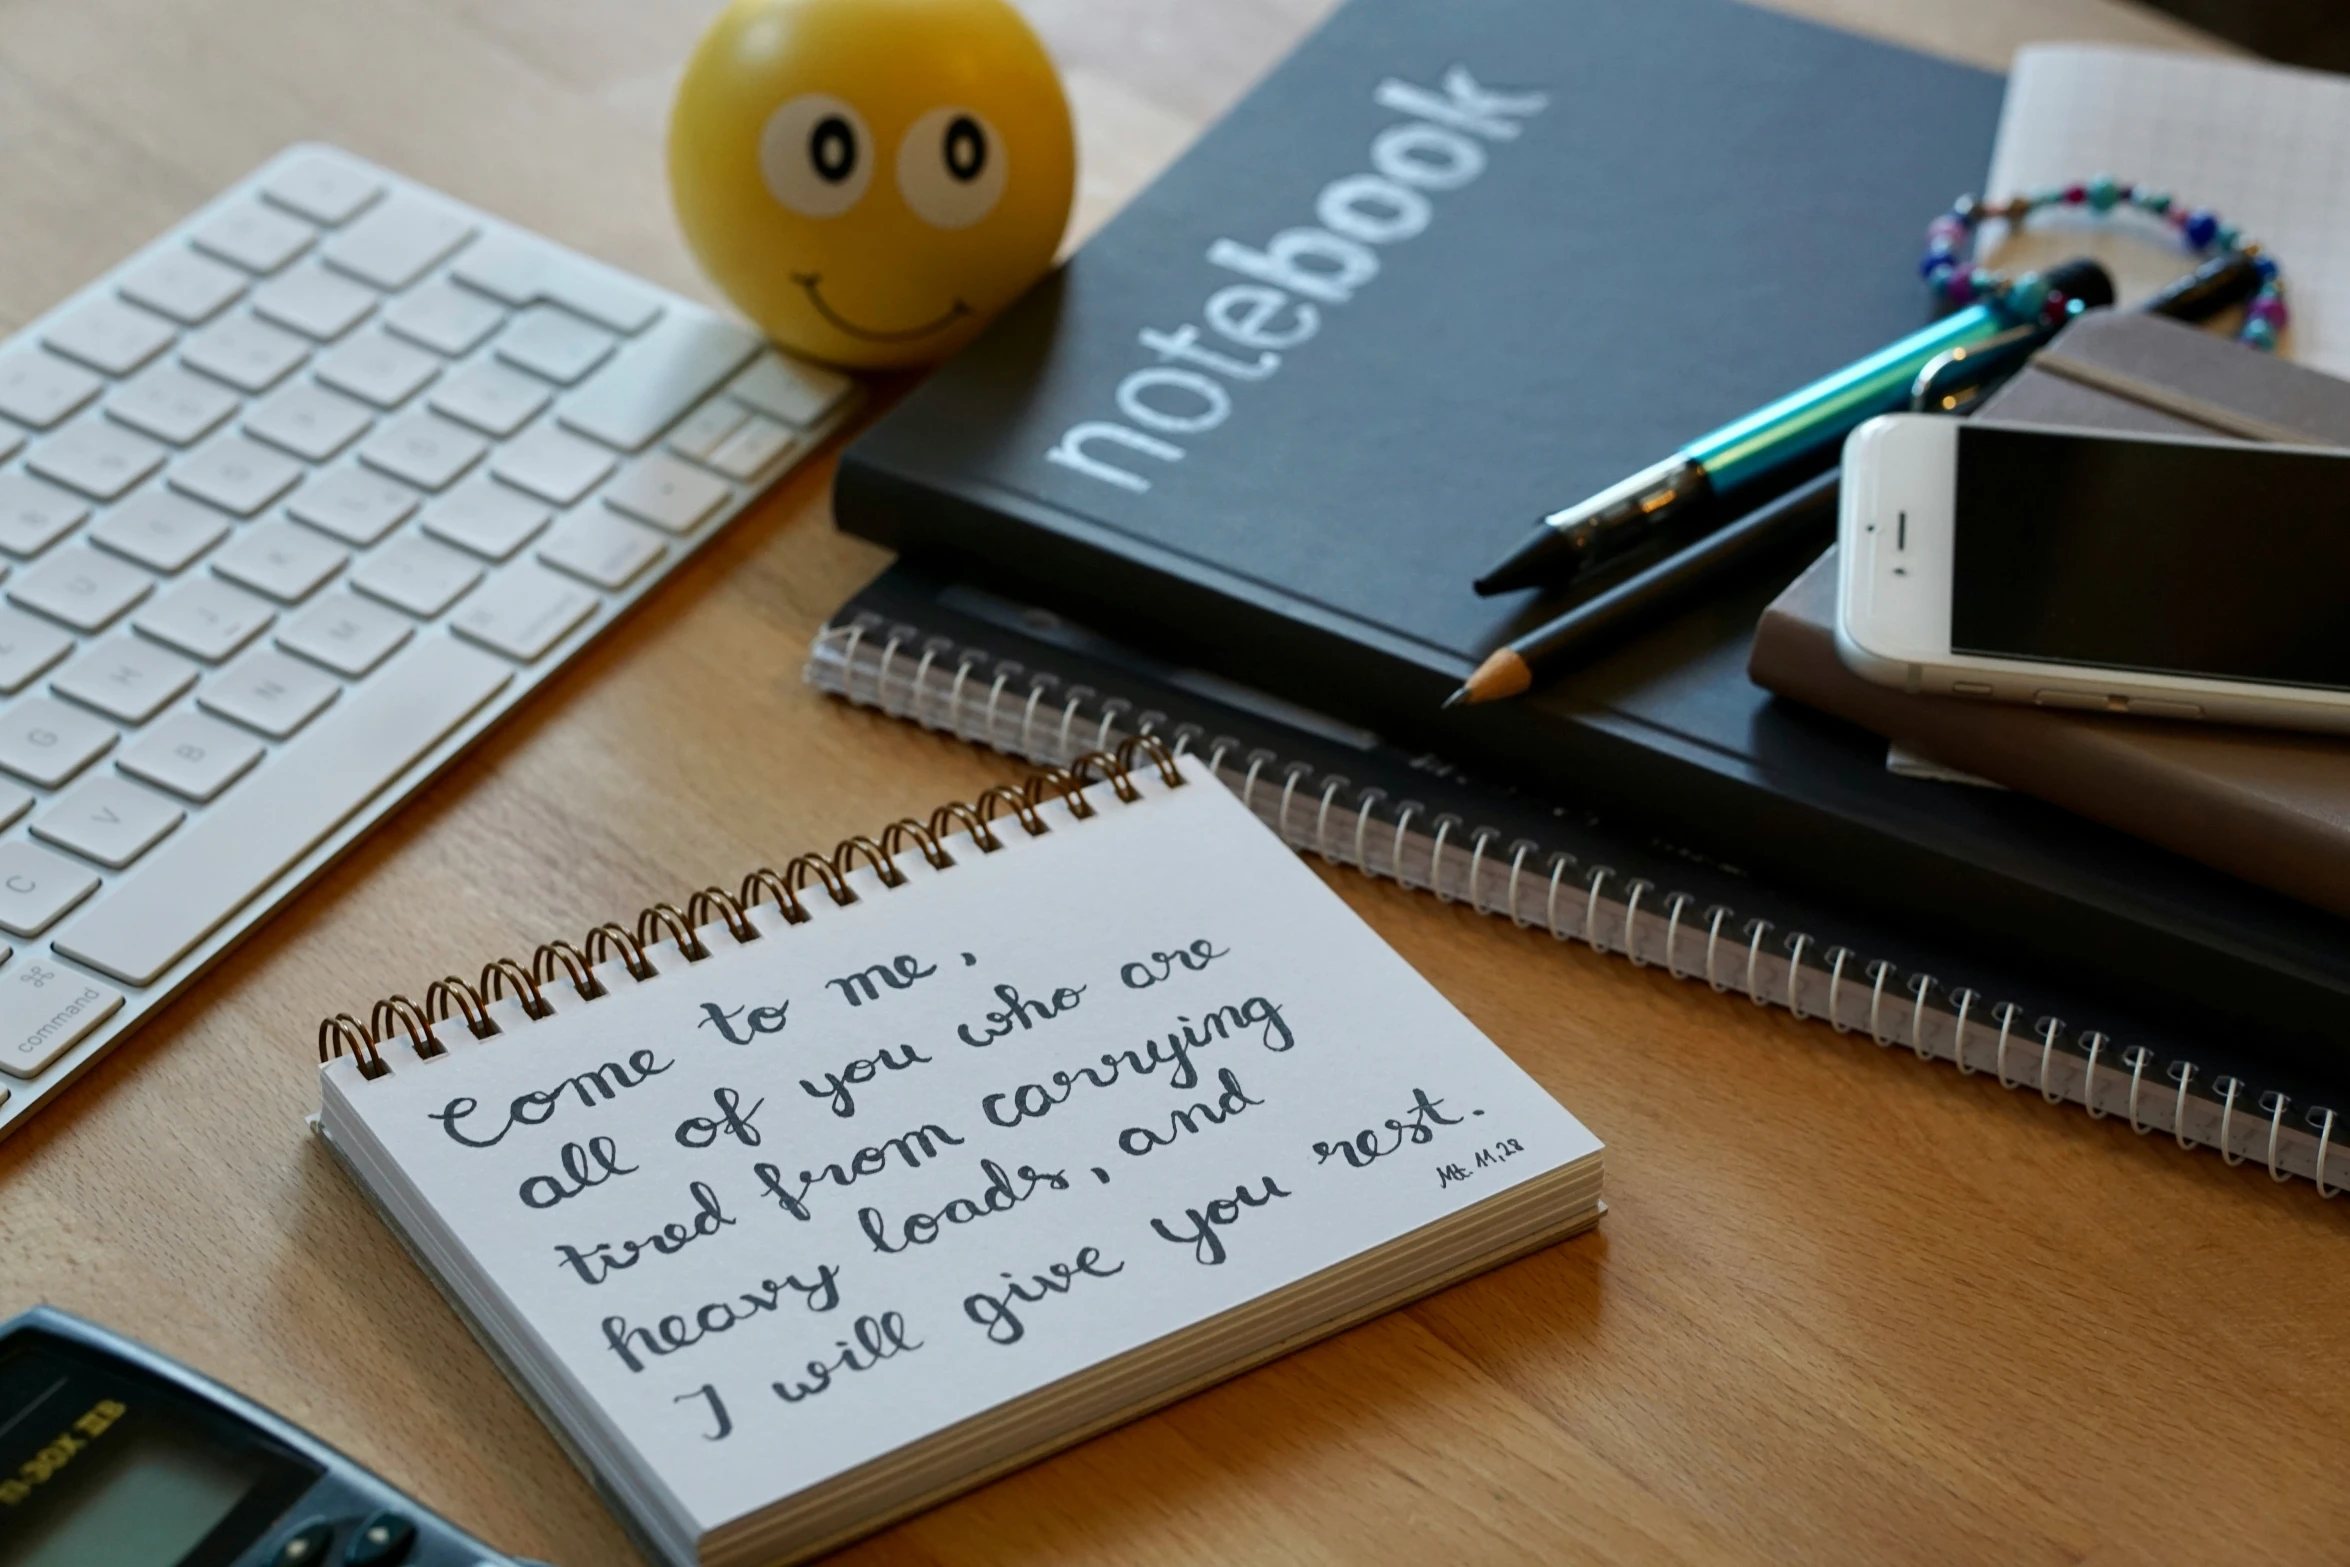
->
[0,846,101,938]
[343,1511,417,1567]
[0,957,122,1076]
[270,1521,335,1567]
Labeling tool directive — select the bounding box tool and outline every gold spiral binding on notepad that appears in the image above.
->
[316,738,1182,1081]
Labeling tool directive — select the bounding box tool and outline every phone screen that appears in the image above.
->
[1951,424,2350,690]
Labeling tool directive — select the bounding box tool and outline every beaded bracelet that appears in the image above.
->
[1922,176,2287,350]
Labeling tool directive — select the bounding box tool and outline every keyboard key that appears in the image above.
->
[42,298,176,377]
[58,637,512,986]
[0,349,104,430]
[191,199,316,274]
[358,410,487,491]
[451,563,596,662]
[315,331,440,409]
[108,363,239,446]
[244,381,372,461]
[705,414,800,481]
[9,548,153,633]
[262,149,385,226]
[322,193,477,291]
[31,776,184,868]
[117,712,265,802]
[664,399,747,461]
[726,353,851,428]
[0,608,74,695]
[0,844,97,934]
[490,422,613,505]
[600,453,728,535]
[421,480,549,561]
[134,576,275,661]
[495,305,616,386]
[170,434,304,516]
[427,360,548,437]
[199,648,338,738]
[180,312,309,393]
[0,474,91,557]
[51,634,200,723]
[285,463,417,546]
[276,592,412,677]
[118,248,246,325]
[350,535,481,617]
[450,231,662,335]
[0,697,116,787]
[26,417,168,502]
[252,265,377,341]
[383,280,505,358]
[211,521,347,603]
[89,490,230,573]
[537,509,665,591]
[557,310,760,453]
[0,956,121,1075]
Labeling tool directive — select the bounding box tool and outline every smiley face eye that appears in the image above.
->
[897,106,1008,230]
[761,94,873,217]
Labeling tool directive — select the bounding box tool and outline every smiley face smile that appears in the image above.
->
[790,273,972,343]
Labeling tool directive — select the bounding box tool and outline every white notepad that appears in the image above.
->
[1986,45,2350,375]
[316,753,1603,1567]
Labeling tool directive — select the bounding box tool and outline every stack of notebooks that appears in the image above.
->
[812,0,2350,1189]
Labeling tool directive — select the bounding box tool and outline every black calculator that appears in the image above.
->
[0,1307,536,1567]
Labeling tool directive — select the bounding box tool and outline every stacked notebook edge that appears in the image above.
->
[805,616,2350,1193]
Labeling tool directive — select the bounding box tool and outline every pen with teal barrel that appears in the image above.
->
[1470,257,2117,596]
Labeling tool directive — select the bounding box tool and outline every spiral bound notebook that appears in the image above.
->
[310,747,1603,1567]
[804,575,2350,1195]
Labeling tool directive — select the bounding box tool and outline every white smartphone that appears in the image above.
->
[1834,414,2350,735]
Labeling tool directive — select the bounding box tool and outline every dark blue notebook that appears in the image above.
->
[829,0,2350,1184]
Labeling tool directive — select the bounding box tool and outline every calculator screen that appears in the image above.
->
[0,1334,317,1567]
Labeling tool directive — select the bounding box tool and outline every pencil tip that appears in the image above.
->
[1441,687,1469,710]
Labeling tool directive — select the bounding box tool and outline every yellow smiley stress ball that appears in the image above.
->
[668,0,1077,369]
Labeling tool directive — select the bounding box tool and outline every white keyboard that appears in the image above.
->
[0,145,855,1138]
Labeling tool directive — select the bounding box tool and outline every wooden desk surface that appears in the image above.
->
[6,1,2347,1562]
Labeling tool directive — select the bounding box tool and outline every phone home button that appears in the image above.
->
[2124,697,2204,720]
[2032,688,2105,711]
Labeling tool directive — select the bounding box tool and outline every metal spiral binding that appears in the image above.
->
[802,615,2350,1194]
[317,737,1182,1081]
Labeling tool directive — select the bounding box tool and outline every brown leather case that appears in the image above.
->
[1749,311,2350,919]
